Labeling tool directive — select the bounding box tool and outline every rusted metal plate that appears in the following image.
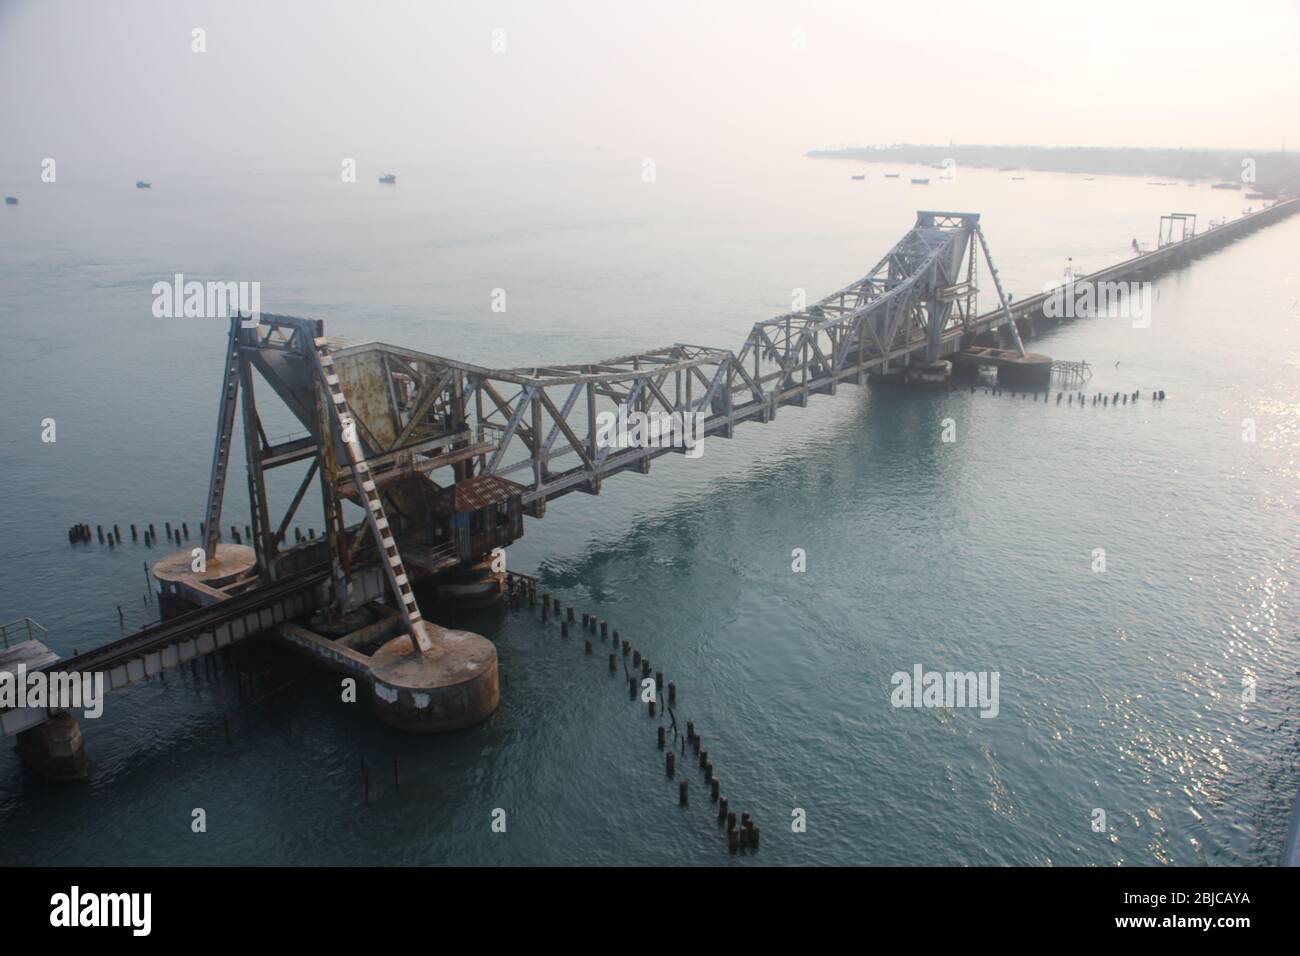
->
[439,474,526,512]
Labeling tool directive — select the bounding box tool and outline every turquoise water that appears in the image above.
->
[1,152,1296,865]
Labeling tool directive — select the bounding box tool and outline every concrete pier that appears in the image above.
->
[954,346,1053,387]
[15,711,88,780]
[279,615,499,733]
[153,543,257,613]
[369,628,499,732]
[432,557,506,608]
[993,351,1053,388]
[905,359,952,389]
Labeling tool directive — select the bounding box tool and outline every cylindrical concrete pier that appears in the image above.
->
[366,626,500,733]
[996,351,1052,388]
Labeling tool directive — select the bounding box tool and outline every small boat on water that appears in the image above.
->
[136,181,151,189]
[910,177,930,185]
[1246,192,1268,200]
[884,173,900,178]
[4,195,17,205]
[379,173,397,184]
[1010,176,1025,181]
[997,166,1017,172]
[1211,182,1241,190]
[850,174,865,180]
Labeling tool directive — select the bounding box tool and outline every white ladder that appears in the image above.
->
[202,319,242,558]
[310,336,433,654]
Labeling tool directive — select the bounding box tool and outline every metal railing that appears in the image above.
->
[0,618,48,650]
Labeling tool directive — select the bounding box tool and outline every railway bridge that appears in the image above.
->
[6,201,1298,776]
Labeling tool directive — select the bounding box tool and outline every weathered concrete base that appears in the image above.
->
[996,352,1053,387]
[154,544,257,615]
[15,711,88,781]
[370,630,499,733]
[278,614,499,733]
[866,367,905,386]
[434,558,506,609]
[905,360,952,389]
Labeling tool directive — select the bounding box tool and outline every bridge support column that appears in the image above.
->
[905,360,952,389]
[15,711,88,781]
[279,619,500,733]
[434,556,506,608]
[369,630,499,733]
[996,352,1053,388]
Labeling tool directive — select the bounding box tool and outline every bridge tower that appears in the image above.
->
[179,313,506,730]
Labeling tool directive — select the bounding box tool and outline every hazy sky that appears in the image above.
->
[2,0,1298,174]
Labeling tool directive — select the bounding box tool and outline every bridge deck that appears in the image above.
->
[974,198,1300,326]
[10,199,1296,741]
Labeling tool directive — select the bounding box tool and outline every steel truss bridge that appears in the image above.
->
[85,201,1300,663]
[224,211,1022,550]
[457,210,1028,507]
[214,198,1300,615]
[6,202,1294,748]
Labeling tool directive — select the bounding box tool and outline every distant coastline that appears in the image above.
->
[807,144,1300,192]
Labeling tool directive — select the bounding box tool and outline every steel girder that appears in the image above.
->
[218,212,1026,522]
[454,211,1027,504]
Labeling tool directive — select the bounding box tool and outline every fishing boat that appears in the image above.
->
[1210,182,1241,190]
[883,173,900,178]
[910,177,930,185]
[379,173,397,184]
[1010,176,1025,181]
[136,181,151,189]
[850,174,865,180]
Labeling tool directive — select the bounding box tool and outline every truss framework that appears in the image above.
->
[424,210,1022,507]
[202,211,1028,594]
